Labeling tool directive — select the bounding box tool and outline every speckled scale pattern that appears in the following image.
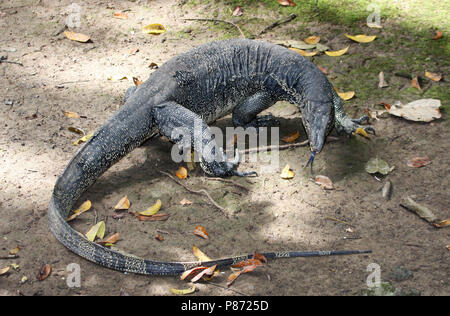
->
[48,39,369,275]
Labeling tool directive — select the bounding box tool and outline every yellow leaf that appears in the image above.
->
[113,12,129,19]
[63,111,80,118]
[345,34,376,43]
[280,164,294,179]
[0,266,10,276]
[170,285,196,295]
[193,244,212,262]
[434,219,450,228]
[142,23,166,35]
[304,35,320,44]
[114,196,130,210]
[9,246,19,255]
[64,31,90,43]
[425,71,442,82]
[354,127,369,138]
[85,221,106,242]
[67,200,92,221]
[289,47,318,56]
[324,46,349,56]
[337,90,355,101]
[138,199,162,216]
[73,133,93,145]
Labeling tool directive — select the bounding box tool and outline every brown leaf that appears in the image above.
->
[411,76,421,91]
[148,62,159,69]
[191,264,217,283]
[133,77,143,86]
[113,12,129,19]
[155,234,164,241]
[304,36,320,44]
[278,0,296,6]
[253,252,267,263]
[134,212,169,221]
[37,264,52,281]
[64,31,90,43]
[432,30,443,40]
[434,219,450,228]
[232,259,263,268]
[281,131,300,143]
[314,175,334,190]
[193,225,209,239]
[180,266,208,280]
[9,246,20,255]
[406,157,431,168]
[97,232,120,246]
[180,198,193,206]
[226,270,242,286]
[232,6,244,16]
[114,195,130,210]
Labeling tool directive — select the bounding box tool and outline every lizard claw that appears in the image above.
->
[304,151,317,178]
[351,115,370,125]
[232,170,258,177]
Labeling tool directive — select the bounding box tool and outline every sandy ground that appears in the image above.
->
[0,0,448,296]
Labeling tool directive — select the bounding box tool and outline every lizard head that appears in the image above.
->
[301,100,334,175]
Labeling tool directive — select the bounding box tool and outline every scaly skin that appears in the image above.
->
[49,39,373,275]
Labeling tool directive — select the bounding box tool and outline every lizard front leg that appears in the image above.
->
[232,91,279,130]
[152,102,257,177]
[333,93,376,136]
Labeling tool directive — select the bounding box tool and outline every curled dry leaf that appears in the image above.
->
[114,195,130,210]
[148,62,159,69]
[280,164,294,179]
[73,133,93,145]
[406,157,431,168]
[432,31,443,40]
[191,264,217,283]
[314,175,334,190]
[37,264,51,281]
[403,196,438,223]
[67,200,92,221]
[64,31,90,43]
[289,47,318,57]
[304,36,320,44]
[425,71,442,82]
[175,166,188,179]
[253,252,267,263]
[411,76,421,91]
[180,266,208,280]
[97,232,120,246]
[345,34,376,43]
[0,266,10,276]
[135,213,169,221]
[378,71,389,88]
[226,270,241,286]
[193,225,209,239]
[278,0,296,6]
[68,126,84,135]
[232,6,244,16]
[325,46,349,56]
[133,77,143,86]
[142,23,166,35]
[170,285,196,295]
[9,246,19,255]
[281,131,300,143]
[138,199,162,216]
[232,259,263,268]
[155,234,164,241]
[85,221,106,242]
[113,12,129,19]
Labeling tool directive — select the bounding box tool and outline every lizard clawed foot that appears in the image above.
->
[232,170,258,177]
[351,115,370,125]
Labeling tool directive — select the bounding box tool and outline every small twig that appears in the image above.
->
[182,18,245,38]
[0,59,23,66]
[159,171,231,218]
[205,280,250,296]
[326,216,354,227]
[204,177,249,192]
[0,255,18,260]
[257,14,297,37]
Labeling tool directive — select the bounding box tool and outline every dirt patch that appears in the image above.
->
[0,0,448,296]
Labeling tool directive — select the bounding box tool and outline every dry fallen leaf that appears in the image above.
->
[170,285,196,295]
[73,133,93,145]
[114,196,130,210]
[432,31,443,40]
[63,111,80,118]
[85,221,106,242]
[280,164,294,179]
[314,175,334,190]
[434,219,450,228]
[36,264,51,281]
[138,199,162,216]
[278,0,296,6]
[425,71,442,82]
[387,99,441,122]
[142,23,166,35]
[193,245,211,262]
[325,46,349,56]
[226,270,241,286]
[411,76,421,91]
[345,34,376,43]
[406,157,431,168]
[0,266,10,276]
[367,22,382,28]
[232,259,263,268]
[64,31,90,43]
[193,225,209,239]
[148,62,159,69]
[135,213,169,221]
[9,246,19,255]
[289,47,318,57]
[253,252,267,263]
[175,166,188,179]
[68,126,85,135]
[378,71,389,88]
[155,234,164,241]
[67,200,92,221]
[337,90,355,101]
[191,264,217,283]
[97,232,120,246]
[304,36,320,44]
[180,198,193,206]
[232,6,244,16]
[281,131,300,143]
[113,12,129,19]
[180,266,208,280]
[366,158,390,175]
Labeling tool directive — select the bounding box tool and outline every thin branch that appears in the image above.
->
[204,177,249,192]
[205,280,250,296]
[159,171,231,218]
[0,255,18,260]
[257,13,297,37]
[182,18,245,39]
